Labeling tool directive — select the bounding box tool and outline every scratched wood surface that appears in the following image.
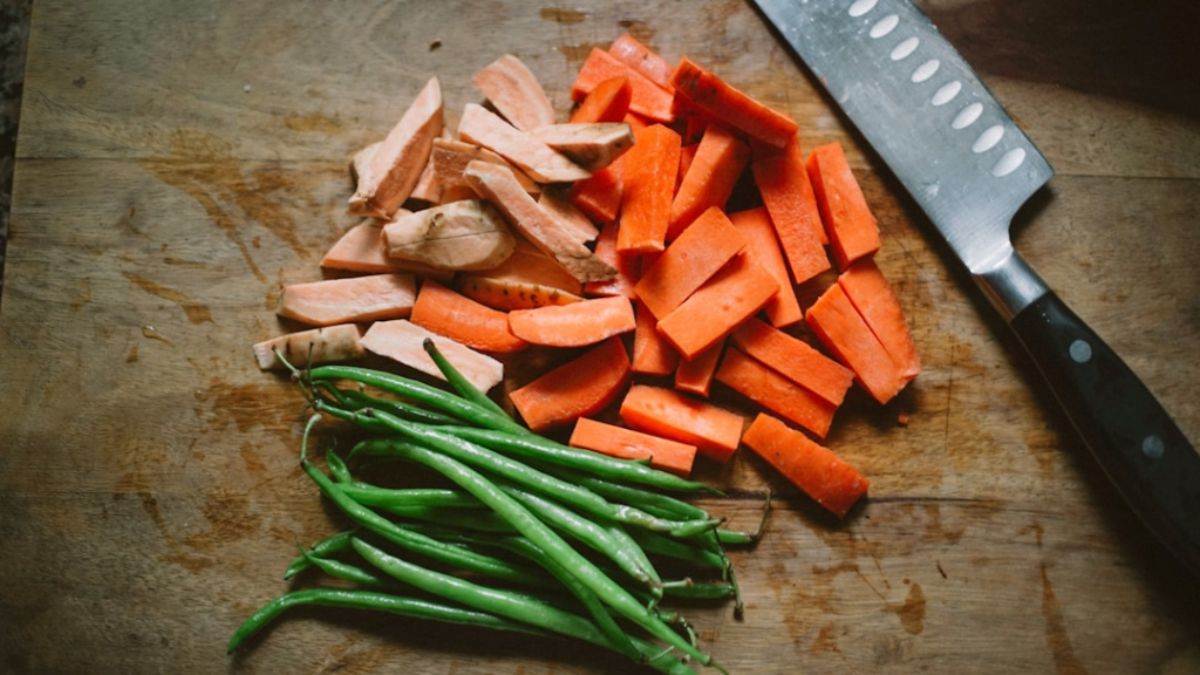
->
[2,1,1199,673]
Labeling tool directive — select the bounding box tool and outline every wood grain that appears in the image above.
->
[2,1,1198,673]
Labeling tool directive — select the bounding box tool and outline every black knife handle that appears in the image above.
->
[1010,291,1200,576]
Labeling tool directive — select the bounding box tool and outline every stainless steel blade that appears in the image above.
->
[752,0,1053,281]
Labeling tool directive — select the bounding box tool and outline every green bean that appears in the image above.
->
[328,404,718,536]
[544,469,711,521]
[300,457,549,588]
[283,530,354,579]
[325,449,353,484]
[660,581,737,600]
[308,365,518,432]
[227,588,544,653]
[298,547,390,588]
[605,522,662,587]
[627,528,730,571]
[500,484,661,592]
[315,380,462,426]
[717,490,771,545]
[350,438,713,665]
[422,338,517,427]
[443,426,715,494]
[376,504,516,533]
[339,485,482,509]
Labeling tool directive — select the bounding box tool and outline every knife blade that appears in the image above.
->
[752,0,1200,576]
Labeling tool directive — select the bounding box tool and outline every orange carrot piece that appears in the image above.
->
[716,347,837,438]
[623,112,651,132]
[569,418,696,477]
[676,144,698,192]
[608,33,674,89]
[806,283,904,404]
[472,54,556,132]
[634,207,746,319]
[410,280,528,354]
[752,139,832,286]
[656,252,778,360]
[670,58,798,148]
[570,165,623,224]
[632,302,679,376]
[571,76,632,124]
[674,339,724,399]
[667,125,750,239]
[510,338,631,432]
[731,317,854,407]
[838,259,921,381]
[741,413,869,518]
[508,296,635,348]
[583,221,640,298]
[806,143,880,269]
[617,125,682,254]
[572,48,674,123]
[728,208,803,328]
[619,384,744,463]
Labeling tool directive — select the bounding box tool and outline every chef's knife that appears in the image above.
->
[751,0,1200,575]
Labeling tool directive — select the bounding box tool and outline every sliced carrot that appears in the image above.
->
[676,144,698,192]
[472,54,556,132]
[838,259,921,381]
[632,302,679,376]
[350,77,444,217]
[670,58,797,148]
[674,339,724,399]
[634,207,746,319]
[572,48,674,123]
[510,337,630,432]
[458,103,589,184]
[607,33,674,89]
[508,296,635,348]
[457,240,583,310]
[320,221,453,280]
[623,112,651,132]
[806,143,880,269]
[715,347,837,438]
[656,252,778,360]
[619,384,743,463]
[583,221,640,298]
[569,418,696,477]
[253,324,365,371]
[667,125,750,239]
[741,413,869,518]
[361,320,504,392]
[617,124,682,254]
[570,164,623,224]
[728,208,803,328]
[731,317,854,407]
[752,138,831,286]
[570,76,632,124]
[806,283,904,404]
[410,280,528,354]
[279,273,416,327]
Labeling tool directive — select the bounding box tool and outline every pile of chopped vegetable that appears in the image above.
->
[242,31,920,670]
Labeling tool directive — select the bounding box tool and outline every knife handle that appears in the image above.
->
[1008,287,1200,576]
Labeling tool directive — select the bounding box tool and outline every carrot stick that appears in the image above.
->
[632,302,679,376]
[617,124,682,254]
[670,58,798,148]
[510,338,631,432]
[806,142,880,269]
[583,221,640,298]
[572,48,674,123]
[634,207,746,319]
[730,317,854,407]
[676,144,698,192]
[838,259,921,381]
[619,384,744,463]
[715,347,837,439]
[741,413,869,518]
[667,125,750,239]
[752,138,831,286]
[570,165,623,224]
[623,112,651,132]
[569,418,697,477]
[656,252,778,360]
[570,76,632,124]
[728,208,803,328]
[508,296,636,348]
[674,339,724,399]
[608,33,674,90]
[410,280,528,355]
[805,283,904,404]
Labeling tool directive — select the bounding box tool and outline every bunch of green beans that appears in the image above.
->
[229,342,770,673]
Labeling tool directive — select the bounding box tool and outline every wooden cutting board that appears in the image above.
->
[2,1,1198,672]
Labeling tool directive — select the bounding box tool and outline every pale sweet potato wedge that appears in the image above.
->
[430,138,539,196]
[472,54,556,132]
[457,239,584,310]
[458,103,589,184]
[350,77,444,217]
[529,123,634,172]
[278,273,416,327]
[360,319,504,392]
[408,157,442,204]
[538,188,599,245]
[253,324,365,370]
[383,200,515,271]
[321,220,454,281]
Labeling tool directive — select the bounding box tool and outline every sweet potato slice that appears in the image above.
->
[253,324,365,370]
[350,77,444,217]
[529,123,634,172]
[320,221,454,280]
[360,319,504,392]
[430,138,539,195]
[458,103,589,184]
[472,54,556,132]
[537,189,599,245]
[278,274,416,327]
[382,200,515,271]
